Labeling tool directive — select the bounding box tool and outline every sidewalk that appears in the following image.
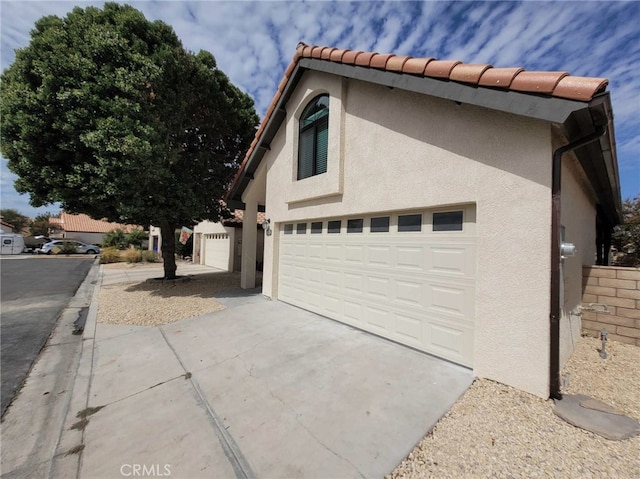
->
[2,261,472,479]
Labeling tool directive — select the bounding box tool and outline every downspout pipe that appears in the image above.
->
[550,125,606,400]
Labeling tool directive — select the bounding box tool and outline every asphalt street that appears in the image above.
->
[0,256,94,417]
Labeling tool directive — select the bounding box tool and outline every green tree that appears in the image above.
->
[612,196,640,267]
[30,212,54,236]
[0,208,30,233]
[0,3,257,278]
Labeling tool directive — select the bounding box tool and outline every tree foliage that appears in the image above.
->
[30,212,54,236]
[0,3,258,277]
[612,196,640,267]
[0,208,30,232]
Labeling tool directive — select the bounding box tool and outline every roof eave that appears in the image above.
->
[301,58,587,124]
[561,93,622,225]
[229,59,620,222]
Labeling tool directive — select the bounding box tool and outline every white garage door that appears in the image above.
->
[278,207,476,367]
[203,233,231,271]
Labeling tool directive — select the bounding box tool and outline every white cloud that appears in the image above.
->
[1,0,638,203]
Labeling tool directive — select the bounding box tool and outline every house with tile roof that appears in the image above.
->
[0,219,15,234]
[50,212,143,245]
[226,43,621,399]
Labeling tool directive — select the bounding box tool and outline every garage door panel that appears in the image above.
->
[367,245,392,267]
[322,294,343,316]
[426,318,474,364]
[294,243,307,257]
[343,300,363,324]
[366,276,391,299]
[308,267,324,285]
[345,245,364,263]
[308,244,323,259]
[325,244,343,261]
[365,305,391,334]
[278,208,475,367]
[396,246,424,270]
[395,312,423,346]
[429,284,468,317]
[396,280,423,307]
[344,273,363,292]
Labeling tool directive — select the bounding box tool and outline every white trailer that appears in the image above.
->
[0,234,26,255]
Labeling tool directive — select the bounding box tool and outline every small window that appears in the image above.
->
[370,217,390,233]
[296,223,307,234]
[398,214,422,232]
[328,220,341,233]
[3,239,12,245]
[284,224,293,235]
[433,211,463,231]
[298,94,329,180]
[347,219,363,233]
[311,222,323,234]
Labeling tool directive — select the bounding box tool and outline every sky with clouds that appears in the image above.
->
[1,0,638,218]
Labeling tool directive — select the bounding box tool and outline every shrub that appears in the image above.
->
[127,229,148,249]
[142,250,159,263]
[58,243,78,254]
[122,247,142,263]
[100,247,121,264]
[103,228,126,248]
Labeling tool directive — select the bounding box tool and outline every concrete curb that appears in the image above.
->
[50,261,102,478]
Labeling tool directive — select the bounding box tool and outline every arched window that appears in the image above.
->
[298,94,329,180]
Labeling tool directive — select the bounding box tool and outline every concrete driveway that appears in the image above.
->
[80,287,472,479]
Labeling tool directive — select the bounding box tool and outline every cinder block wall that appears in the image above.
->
[582,266,640,346]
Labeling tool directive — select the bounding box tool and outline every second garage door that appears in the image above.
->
[278,206,476,367]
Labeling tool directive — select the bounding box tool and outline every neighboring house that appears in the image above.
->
[50,212,142,244]
[0,219,15,234]
[226,43,621,399]
[192,210,265,271]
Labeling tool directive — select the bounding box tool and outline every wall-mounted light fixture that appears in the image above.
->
[262,218,272,236]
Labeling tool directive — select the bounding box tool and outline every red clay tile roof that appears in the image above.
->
[229,42,609,198]
[222,209,266,226]
[0,217,15,229]
[57,212,142,234]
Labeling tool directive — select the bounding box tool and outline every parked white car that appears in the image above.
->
[37,240,100,255]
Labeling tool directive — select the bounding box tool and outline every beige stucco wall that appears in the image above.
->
[257,71,554,397]
[559,155,597,367]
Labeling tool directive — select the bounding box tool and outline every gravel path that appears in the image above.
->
[97,270,242,326]
[389,336,640,479]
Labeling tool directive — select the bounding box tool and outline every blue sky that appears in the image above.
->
[1,1,638,218]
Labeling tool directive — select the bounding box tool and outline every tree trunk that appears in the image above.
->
[159,220,177,279]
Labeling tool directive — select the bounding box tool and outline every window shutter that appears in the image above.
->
[315,120,328,174]
[298,128,315,179]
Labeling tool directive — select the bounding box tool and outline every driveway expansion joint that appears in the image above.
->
[158,327,256,479]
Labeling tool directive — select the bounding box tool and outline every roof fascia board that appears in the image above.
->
[560,92,621,224]
[300,58,587,124]
[230,64,306,204]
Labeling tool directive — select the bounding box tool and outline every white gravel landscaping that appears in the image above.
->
[389,336,640,479]
[97,269,242,326]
